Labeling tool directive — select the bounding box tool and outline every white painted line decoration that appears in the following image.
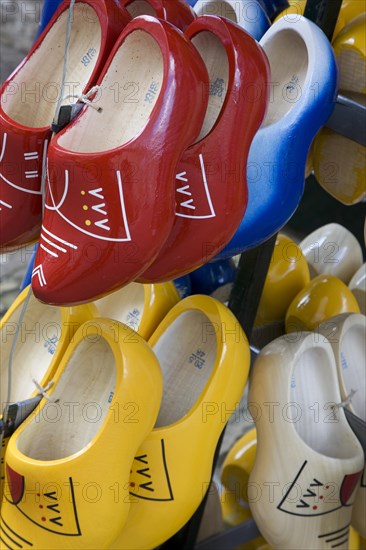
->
[0,199,12,210]
[40,243,58,258]
[32,264,47,287]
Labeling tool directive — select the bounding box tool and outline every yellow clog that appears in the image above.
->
[286,274,360,333]
[0,319,163,549]
[221,427,270,550]
[274,0,365,38]
[111,295,251,549]
[1,285,96,408]
[299,223,363,283]
[222,487,253,527]
[221,427,257,504]
[255,235,310,326]
[349,527,361,550]
[94,282,179,339]
[221,487,270,550]
[0,286,95,502]
[313,14,366,205]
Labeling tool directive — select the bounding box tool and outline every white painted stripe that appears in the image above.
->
[177,185,191,196]
[176,171,188,182]
[45,168,69,211]
[32,270,44,287]
[0,173,43,195]
[0,199,12,209]
[199,154,215,217]
[116,170,131,242]
[89,188,104,199]
[32,264,46,286]
[41,234,66,253]
[25,171,39,179]
[40,243,58,258]
[0,133,7,163]
[41,225,78,249]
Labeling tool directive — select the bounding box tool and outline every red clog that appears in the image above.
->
[32,16,209,306]
[140,15,270,283]
[0,0,130,252]
[122,0,196,30]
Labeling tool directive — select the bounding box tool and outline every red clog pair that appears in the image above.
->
[0,0,195,252]
[1,0,270,306]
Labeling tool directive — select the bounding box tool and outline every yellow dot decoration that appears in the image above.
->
[85,220,91,226]
[83,205,88,211]
[81,190,86,196]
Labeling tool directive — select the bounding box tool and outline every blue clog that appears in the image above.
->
[190,258,237,295]
[217,15,338,259]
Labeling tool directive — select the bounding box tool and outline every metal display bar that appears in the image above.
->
[326,93,366,147]
[303,0,343,40]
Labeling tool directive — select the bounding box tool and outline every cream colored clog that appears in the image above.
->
[249,332,364,549]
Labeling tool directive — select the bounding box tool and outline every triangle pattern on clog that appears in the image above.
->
[277,460,363,517]
[129,439,174,502]
[175,154,216,220]
[4,467,81,536]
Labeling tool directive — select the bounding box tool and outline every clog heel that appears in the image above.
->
[0,0,130,251]
[122,0,196,30]
[32,15,209,305]
[249,332,364,549]
[111,295,251,549]
[0,319,163,548]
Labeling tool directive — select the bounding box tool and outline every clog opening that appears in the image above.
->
[0,292,61,407]
[153,310,217,427]
[58,30,164,153]
[125,0,157,17]
[341,323,366,421]
[290,347,360,459]
[262,29,308,127]
[94,283,145,332]
[196,1,237,22]
[1,4,102,128]
[191,31,229,142]
[17,336,116,460]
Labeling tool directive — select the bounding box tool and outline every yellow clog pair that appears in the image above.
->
[1,289,251,548]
